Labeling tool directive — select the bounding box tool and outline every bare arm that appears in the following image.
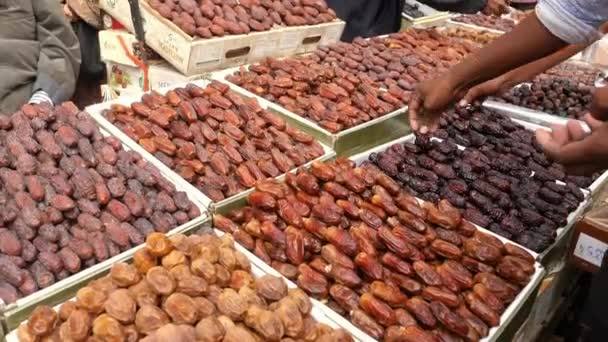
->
[460,43,589,104]
[497,44,587,87]
[446,12,567,94]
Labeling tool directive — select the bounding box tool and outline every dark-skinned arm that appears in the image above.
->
[446,12,567,95]
[461,43,588,104]
[409,12,570,131]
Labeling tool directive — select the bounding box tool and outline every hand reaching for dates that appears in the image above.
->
[409,76,465,133]
[460,74,515,106]
[536,113,608,175]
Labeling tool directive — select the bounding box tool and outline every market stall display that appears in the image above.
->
[13,232,352,341]
[225,57,406,133]
[147,0,338,38]
[100,0,345,76]
[308,30,476,93]
[437,26,501,45]
[451,14,516,32]
[541,62,601,86]
[99,30,207,97]
[100,81,327,202]
[494,76,593,119]
[213,159,539,341]
[368,133,587,253]
[0,103,202,305]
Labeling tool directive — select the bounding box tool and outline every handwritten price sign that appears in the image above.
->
[573,233,608,268]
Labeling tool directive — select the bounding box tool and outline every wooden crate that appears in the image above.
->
[99,0,345,76]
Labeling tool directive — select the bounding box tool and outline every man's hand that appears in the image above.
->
[536,114,608,175]
[482,0,510,16]
[459,74,513,106]
[408,76,464,133]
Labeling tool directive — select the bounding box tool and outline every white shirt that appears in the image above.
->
[536,0,608,44]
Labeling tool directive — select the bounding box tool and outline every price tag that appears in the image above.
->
[573,233,608,268]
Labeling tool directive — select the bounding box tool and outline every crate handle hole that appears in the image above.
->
[225,47,251,59]
[302,35,322,45]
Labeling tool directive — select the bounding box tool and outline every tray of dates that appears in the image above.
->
[482,99,584,128]
[488,76,593,120]
[100,0,345,76]
[0,102,209,330]
[482,96,608,195]
[353,107,596,261]
[447,14,514,34]
[215,56,410,156]
[6,231,355,342]
[307,30,478,97]
[544,60,604,86]
[86,80,335,212]
[435,25,501,46]
[211,158,545,341]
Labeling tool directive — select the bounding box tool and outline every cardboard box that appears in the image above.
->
[99,29,144,67]
[99,0,345,75]
[100,29,207,94]
[105,60,207,95]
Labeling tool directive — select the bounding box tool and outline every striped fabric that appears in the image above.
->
[29,90,53,106]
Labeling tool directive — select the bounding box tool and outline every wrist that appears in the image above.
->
[444,71,468,97]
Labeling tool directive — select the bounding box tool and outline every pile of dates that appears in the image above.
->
[452,14,516,32]
[435,106,596,188]
[542,62,601,86]
[148,0,337,38]
[214,159,535,341]
[17,232,352,341]
[438,26,500,45]
[496,76,593,118]
[371,134,585,252]
[102,81,324,202]
[310,29,476,93]
[226,57,406,132]
[0,103,200,304]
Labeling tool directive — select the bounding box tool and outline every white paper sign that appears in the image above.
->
[573,233,608,268]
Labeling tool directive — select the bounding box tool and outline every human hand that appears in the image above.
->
[459,74,513,106]
[408,75,463,133]
[63,4,76,22]
[589,86,608,121]
[536,114,608,175]
[482,0,510,16]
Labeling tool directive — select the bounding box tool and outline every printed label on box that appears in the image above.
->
[157,31,188,66]
[573,233,608,268]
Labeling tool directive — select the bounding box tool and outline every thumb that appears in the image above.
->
[535,129,562,161]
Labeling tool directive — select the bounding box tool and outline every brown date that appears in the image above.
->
[405,296,437,328]
[360,293,397,327]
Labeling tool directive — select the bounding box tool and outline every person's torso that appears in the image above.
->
[326,0,402,41]
[0,0,40,113]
